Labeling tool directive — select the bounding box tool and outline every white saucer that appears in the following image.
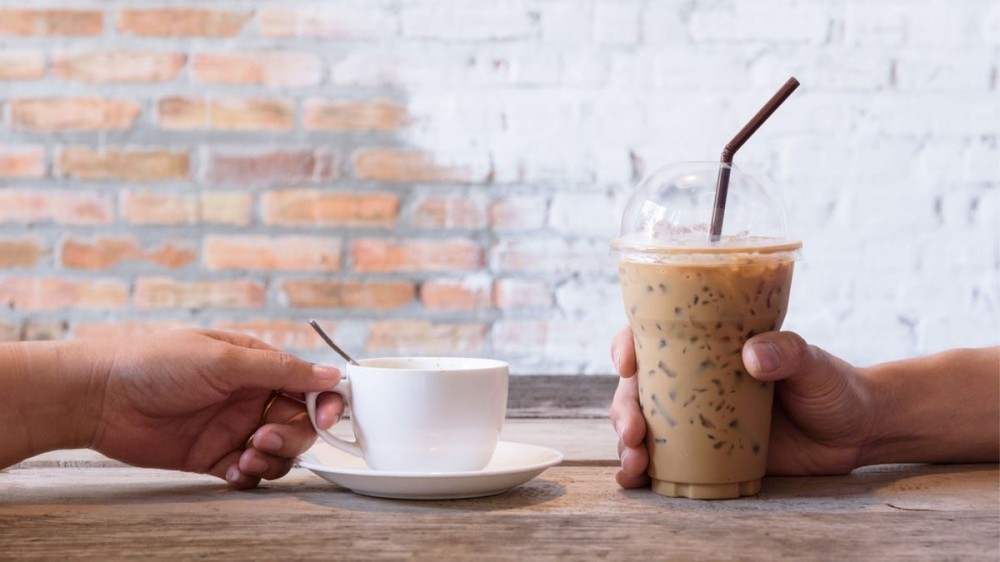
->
[297,441,564,500]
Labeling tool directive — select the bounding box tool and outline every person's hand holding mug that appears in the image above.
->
[609,326,999,488]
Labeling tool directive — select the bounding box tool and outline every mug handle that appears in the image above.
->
[305,377,363,459]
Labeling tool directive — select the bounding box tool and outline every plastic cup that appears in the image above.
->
[611,162,802,499]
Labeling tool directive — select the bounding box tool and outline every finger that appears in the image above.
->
[610,326,637,378]
[207,450,261,490]
[617,438,649,479]
[743,331,859,400]
[239,448,296,481]
[208,342,341,394]
[610,375,645,448]
[249,412,320,459]
[616,469,651,489]
[197,329,281,352]
[315,392,344,430]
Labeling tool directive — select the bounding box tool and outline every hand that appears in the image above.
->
[89,329,345,489]
[609,326,875,488]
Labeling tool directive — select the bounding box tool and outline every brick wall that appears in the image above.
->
[0,1,997,374]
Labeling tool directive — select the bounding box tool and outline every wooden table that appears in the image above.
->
[2,377,998,561]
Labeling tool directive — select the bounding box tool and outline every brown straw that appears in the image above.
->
[709,77,801,242]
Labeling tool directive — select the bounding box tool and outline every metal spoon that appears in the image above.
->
[308,319,359,366]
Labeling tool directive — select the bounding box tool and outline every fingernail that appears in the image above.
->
[748,342,781,373]
[313,365,340,380]
[226,466,241,482]
[245,456,267,474]
[258,433,283,452]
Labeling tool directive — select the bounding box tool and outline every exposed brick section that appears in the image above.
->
[11,98,140,131]
[490,196,548,230]
[0,239,44,268]
[134,278,265,310]
[262,190,397,228]
[121,191,253,226]
[0,322,19,342]
[75,320,192,339]
[118,9,250,37]
[203,235,341,272]
[281,280,415,309]
[158,96,294,131]
[0,51,46,79]
[304,99,409,131]
[493,279,553,309]
[351,238,483,272]
[194,52,322,87]
[492,320,547,355]
[258,8,395,39]
[0,277,128,310]
[0,146,45,178]
[204,149,338,187]
[420,279,492,310]
[491,238,607,274]
[0,189,112,226]
[366,320,487,354]
[352,148,491,183]
[211,320,328,350]
[0,9,103,36]
[61,237,195,270]
[410,195,488,229]
[58,147,189,182]
[21,320,69,341]
[52,51,186,83]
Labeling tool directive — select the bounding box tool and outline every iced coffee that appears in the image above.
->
[612,161,801,499]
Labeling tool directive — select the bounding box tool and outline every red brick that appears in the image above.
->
[491,320,547,355]
[211,319,329,350]
[0,238,44,268]
[194,52,321,87]
[61,237,195,270]
[0,189,112,225]
[0,277,128,310]
[0,51,46,79]
[204,149,338,187]
[281,280,415,309]
[12,98,140,131]
[366,320,487,355]
[0,322,17,341]
[58,147,189,182]
[258,8,395,39]
[74,320,192,339]
[134,278,265,310]
[52,51,186,83]
[203,235,341,272]
[21,320,68,341]
[118,9,250,37]
[0,9,103,36]
[490,196,548,230]
[410,195,488,229]
[121,191,253,226]
[420,279,491,310]
[158,96,293,131]
[493,279,553,309]
[262,189,397,227]
[0,146,45,178]
[352,148,491,183]
[304,99,409,131]
[351,238,483,272]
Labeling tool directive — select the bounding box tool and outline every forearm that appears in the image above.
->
[0,340,108,469]
[860,346,999,466]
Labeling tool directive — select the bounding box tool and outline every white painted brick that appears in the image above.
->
[540,1,593,44]
[400,6,537,41]
[558,50,609,86]
[845,0,998,47]
[690,0,830,44]
[858,94,1000,137]
[965,140,1000,184]
[594,2,640,46]
[894,50,996,92]
[545,319,622,373]
[548,191,622,238]
[331,49,462,86]
[842,1,909,46]
[554,278,625,322]
[654,49,753,91]
[641,1,689,45]
[752,49,891,92]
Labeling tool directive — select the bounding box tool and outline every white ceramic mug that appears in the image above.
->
[305,357,509,473]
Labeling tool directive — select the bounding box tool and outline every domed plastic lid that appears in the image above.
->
[611,161,801,261]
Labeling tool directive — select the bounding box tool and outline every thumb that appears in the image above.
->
[742,331,856,400]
